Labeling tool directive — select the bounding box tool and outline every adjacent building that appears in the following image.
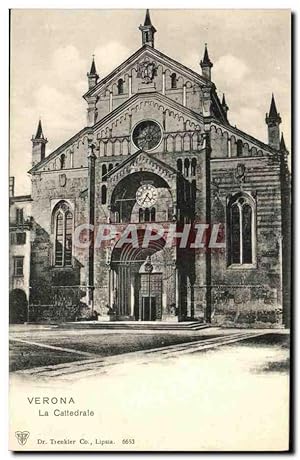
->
[9,177,32,322]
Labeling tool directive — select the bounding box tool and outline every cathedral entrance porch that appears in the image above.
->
[108,236,177,322]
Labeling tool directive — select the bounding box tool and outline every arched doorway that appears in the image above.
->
[110,233,169,321]
[9,289,27,324]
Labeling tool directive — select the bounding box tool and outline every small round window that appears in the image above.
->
[132,120,162,151]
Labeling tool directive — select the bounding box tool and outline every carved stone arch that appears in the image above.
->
[250,146,257,156]
[236,138,244,157]
[166,134,175,153]
[243,142,250,156]
[183,132,191,151]
[211,125,217,133]
[111,81,119,96]
[104,87,110,97]
[257,149,263,156]
[166,108,174,119]
[123,71,131,80]
[186,119,193,130]
[156,62,164,72]
[109,160,175,196]
[174,133,182,152]
[114,139,122,156]
[216,127,223,136]
[176,75,184,88]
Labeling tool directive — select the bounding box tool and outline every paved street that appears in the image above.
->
[10,325,289,380]
[9,327,290,451]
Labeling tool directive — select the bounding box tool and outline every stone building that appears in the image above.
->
[9,177,32,322]
[27,10,290,326]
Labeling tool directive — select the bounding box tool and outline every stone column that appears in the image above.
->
[86,140,96,310]
[128,75,132,97]
[183,84,187,107]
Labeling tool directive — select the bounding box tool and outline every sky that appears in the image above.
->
[10,9,291,195]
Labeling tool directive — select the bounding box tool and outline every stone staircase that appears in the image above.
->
[59,320,208,331]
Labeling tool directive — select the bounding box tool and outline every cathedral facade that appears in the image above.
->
[27,11,290,326]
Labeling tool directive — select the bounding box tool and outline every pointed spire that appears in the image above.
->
[139,9,156,48]
[265,94,281,150]
[87,55,99,90]
[269,93,279,118]
[144,8,152,26]
[200,43,213,80]
[90,56,97,75]
[32,119,47,165]
[202,43,212,66]
[221,93,229,120]
[280,133,288,152]
[35,119,44,139]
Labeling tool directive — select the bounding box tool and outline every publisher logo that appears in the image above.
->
[15,431,30,446]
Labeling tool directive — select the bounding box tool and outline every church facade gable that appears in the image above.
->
[25,10,290,328]
[84,45,226,126]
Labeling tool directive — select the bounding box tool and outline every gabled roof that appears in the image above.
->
[212,117,279,155]
[92,90,204,132]
[106,148,178,180]
[29,91,204,174]
[28,126,91,173]
[83,44,212,100]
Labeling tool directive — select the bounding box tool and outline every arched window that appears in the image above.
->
[236,139,243,157]
[139,207,156,222]
[139,208,144,223]
[177,158,183,173]
[150,207,156,222]
[191,158,197,176]
[108,163,114,171]
[228,194,255,265]
[117,78,124,95]
[114,211,120,223]
[171,73,177,89]
[53,201,73,267]
[184,158,190,177]
[102,164,107,181]
[101,185,107,205]
[144,208,150,222]
[60,154,65,169]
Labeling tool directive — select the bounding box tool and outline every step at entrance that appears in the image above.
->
[59,321,208,331]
